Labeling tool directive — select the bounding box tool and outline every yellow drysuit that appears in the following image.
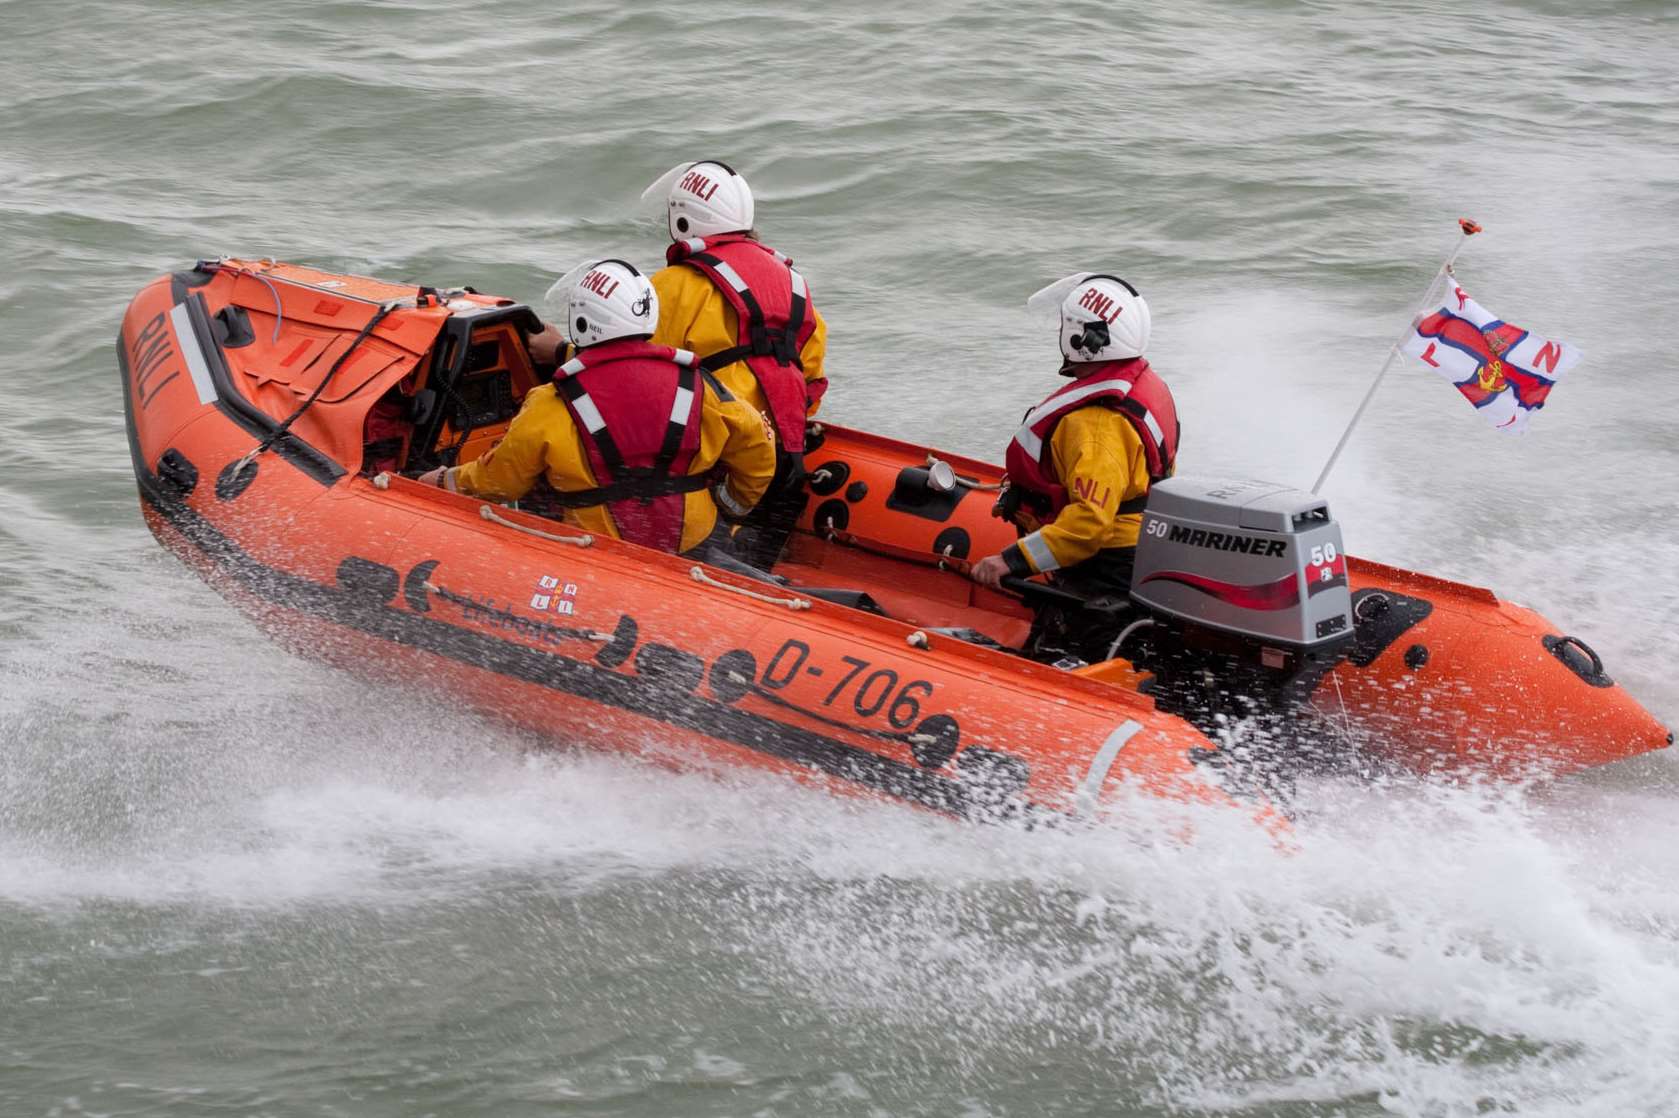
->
[1003,406,1153,576]
[447,377,775,555]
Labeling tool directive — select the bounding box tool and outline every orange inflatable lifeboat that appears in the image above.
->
[115,259,1671,824]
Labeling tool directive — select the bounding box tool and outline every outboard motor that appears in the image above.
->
[1131,477,1353,655]
[1125,477,1359,785]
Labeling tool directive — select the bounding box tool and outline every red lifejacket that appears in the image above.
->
[666,233,818,453]
[1003,358,1179,519]
[550,338,709,554]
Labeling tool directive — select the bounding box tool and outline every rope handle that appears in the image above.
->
[936,542,972,574]
[220,259,286,343]
[371,478,596,547]
[690,566,811,610]
[480,504,594,546]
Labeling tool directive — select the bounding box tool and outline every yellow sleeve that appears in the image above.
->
[700,382,777,517]
[651,265,738,358]
[1006,408,1150,574]
[451,384,571,502]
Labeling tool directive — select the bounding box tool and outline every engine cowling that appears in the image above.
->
[1131,477,1354,653]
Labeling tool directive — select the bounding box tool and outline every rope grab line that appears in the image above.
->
[479,504,594,547]
[689,566,812,611]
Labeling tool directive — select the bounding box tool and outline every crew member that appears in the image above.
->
[640,159,829,568]
[970,273,1179,663]
[418,259,775,557]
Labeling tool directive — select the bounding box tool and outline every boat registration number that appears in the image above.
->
[760,639,936,730]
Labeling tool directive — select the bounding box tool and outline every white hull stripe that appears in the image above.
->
[1020,530,1059,572]
[669,386,695,423]
[169,302,218,405]
[1075,720,1143,814]
[571,392,606,433]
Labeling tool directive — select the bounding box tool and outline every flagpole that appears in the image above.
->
[1310,218,1483,495]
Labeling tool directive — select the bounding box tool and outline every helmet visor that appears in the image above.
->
[639,162,694,215]
[1026,273,1093,320]
[543,260,595,321]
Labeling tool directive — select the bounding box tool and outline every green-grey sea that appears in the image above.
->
[3,1,1678,1115]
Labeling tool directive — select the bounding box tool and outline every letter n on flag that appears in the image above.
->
[1399,278,1582,434]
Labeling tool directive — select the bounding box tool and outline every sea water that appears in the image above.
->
[3,2,1677,1114]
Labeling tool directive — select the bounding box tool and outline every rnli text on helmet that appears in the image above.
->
[679,170,722,202]
[580,270,621,300]
[1078,286,1123,324]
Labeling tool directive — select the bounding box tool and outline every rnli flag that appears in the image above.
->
[1399,278,1582,434]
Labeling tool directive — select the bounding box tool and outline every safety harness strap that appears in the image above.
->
[541,471,712,509]
[554,374,626,474]
[556,358,705,507]
[689,251,805,371]
[786,265,809,348]
[652,365,699,476]
[1114,396,1175,480]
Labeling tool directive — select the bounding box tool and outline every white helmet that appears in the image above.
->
[543,259,659,349]
[1027,272,1152,363]
[640,159,755,241]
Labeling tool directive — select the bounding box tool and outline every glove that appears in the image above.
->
[780,451,807,491]
[991,481,1041,534]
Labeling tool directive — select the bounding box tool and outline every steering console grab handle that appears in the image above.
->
[998,576,1090,610]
